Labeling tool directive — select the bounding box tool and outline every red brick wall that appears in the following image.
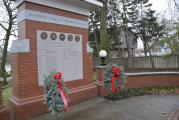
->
[96,67,179,96]
[11,2,94,99]
[0,109,11,120]
[126,74,179,89]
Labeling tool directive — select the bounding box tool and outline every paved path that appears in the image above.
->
[32,95,179,120]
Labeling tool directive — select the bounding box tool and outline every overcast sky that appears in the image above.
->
[149,0,177,19]
[150,0,168,12]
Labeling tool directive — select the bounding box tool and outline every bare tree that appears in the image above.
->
[0,0,17,84]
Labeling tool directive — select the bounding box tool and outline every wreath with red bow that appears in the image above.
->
[104,64,128,93]
[44,70,69,114]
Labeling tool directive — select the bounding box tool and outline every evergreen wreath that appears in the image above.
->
[104,64,128,93]
[44,70,69,114]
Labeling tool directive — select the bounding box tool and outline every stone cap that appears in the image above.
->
[127,72,179,76]
[14,0,103,16]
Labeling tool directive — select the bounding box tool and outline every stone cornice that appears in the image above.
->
[15,0,103,16]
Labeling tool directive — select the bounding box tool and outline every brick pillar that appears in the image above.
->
[9,1,98,120]
[95,66,111,97]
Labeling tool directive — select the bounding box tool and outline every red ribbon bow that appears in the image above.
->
[54,72,69,112]
[111,66,120,93]
[54,72,62,80]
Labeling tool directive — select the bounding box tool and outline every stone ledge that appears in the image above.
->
[127,72,179,76]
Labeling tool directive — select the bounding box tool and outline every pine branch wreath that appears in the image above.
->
[104,64,128,93]
[43,70,69,114]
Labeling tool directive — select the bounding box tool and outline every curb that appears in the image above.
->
[168,111,179,120]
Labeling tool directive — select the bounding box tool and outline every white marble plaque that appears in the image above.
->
[37,30,83,85]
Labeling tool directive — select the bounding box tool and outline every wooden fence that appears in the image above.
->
[94,55,179,72]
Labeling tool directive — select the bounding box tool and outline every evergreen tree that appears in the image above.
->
[107,0,121,55]
[89,0,121,57]
[89,8,100,57]
[118,0,140,57]
[136,9,163,54]
[100,0,109,53]
[89,0,165,60]
[107,0,121,27]
[130,0,152,32]
[135,9,164,68]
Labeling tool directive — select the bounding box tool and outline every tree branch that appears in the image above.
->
[0,23,7,31]
[10,33,17,38]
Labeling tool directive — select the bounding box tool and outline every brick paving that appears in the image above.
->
[168,111,179,120]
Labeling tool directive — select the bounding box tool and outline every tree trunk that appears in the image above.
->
[1,39,8,84]
[146,43,155,70]
[143,43,147,57]
[164,32,174,54]
[0,0,16,84]
[121,0,131,58]
[100,1,109,56]
[94,30,99,54]
[124,28,131,58]
[1,27,11,84]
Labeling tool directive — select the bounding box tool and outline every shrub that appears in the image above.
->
[105,86,179,101]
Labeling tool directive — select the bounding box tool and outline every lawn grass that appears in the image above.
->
[2,81,12,89]
[2,87,12,107]
[93,72,97,81]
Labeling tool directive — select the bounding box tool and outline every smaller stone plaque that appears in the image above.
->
[10,39,30,53]
[86,43,93,53]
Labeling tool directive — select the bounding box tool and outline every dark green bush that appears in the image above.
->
[105,86,179,101]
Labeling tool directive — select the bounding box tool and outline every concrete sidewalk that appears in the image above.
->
[31,95,179,120]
